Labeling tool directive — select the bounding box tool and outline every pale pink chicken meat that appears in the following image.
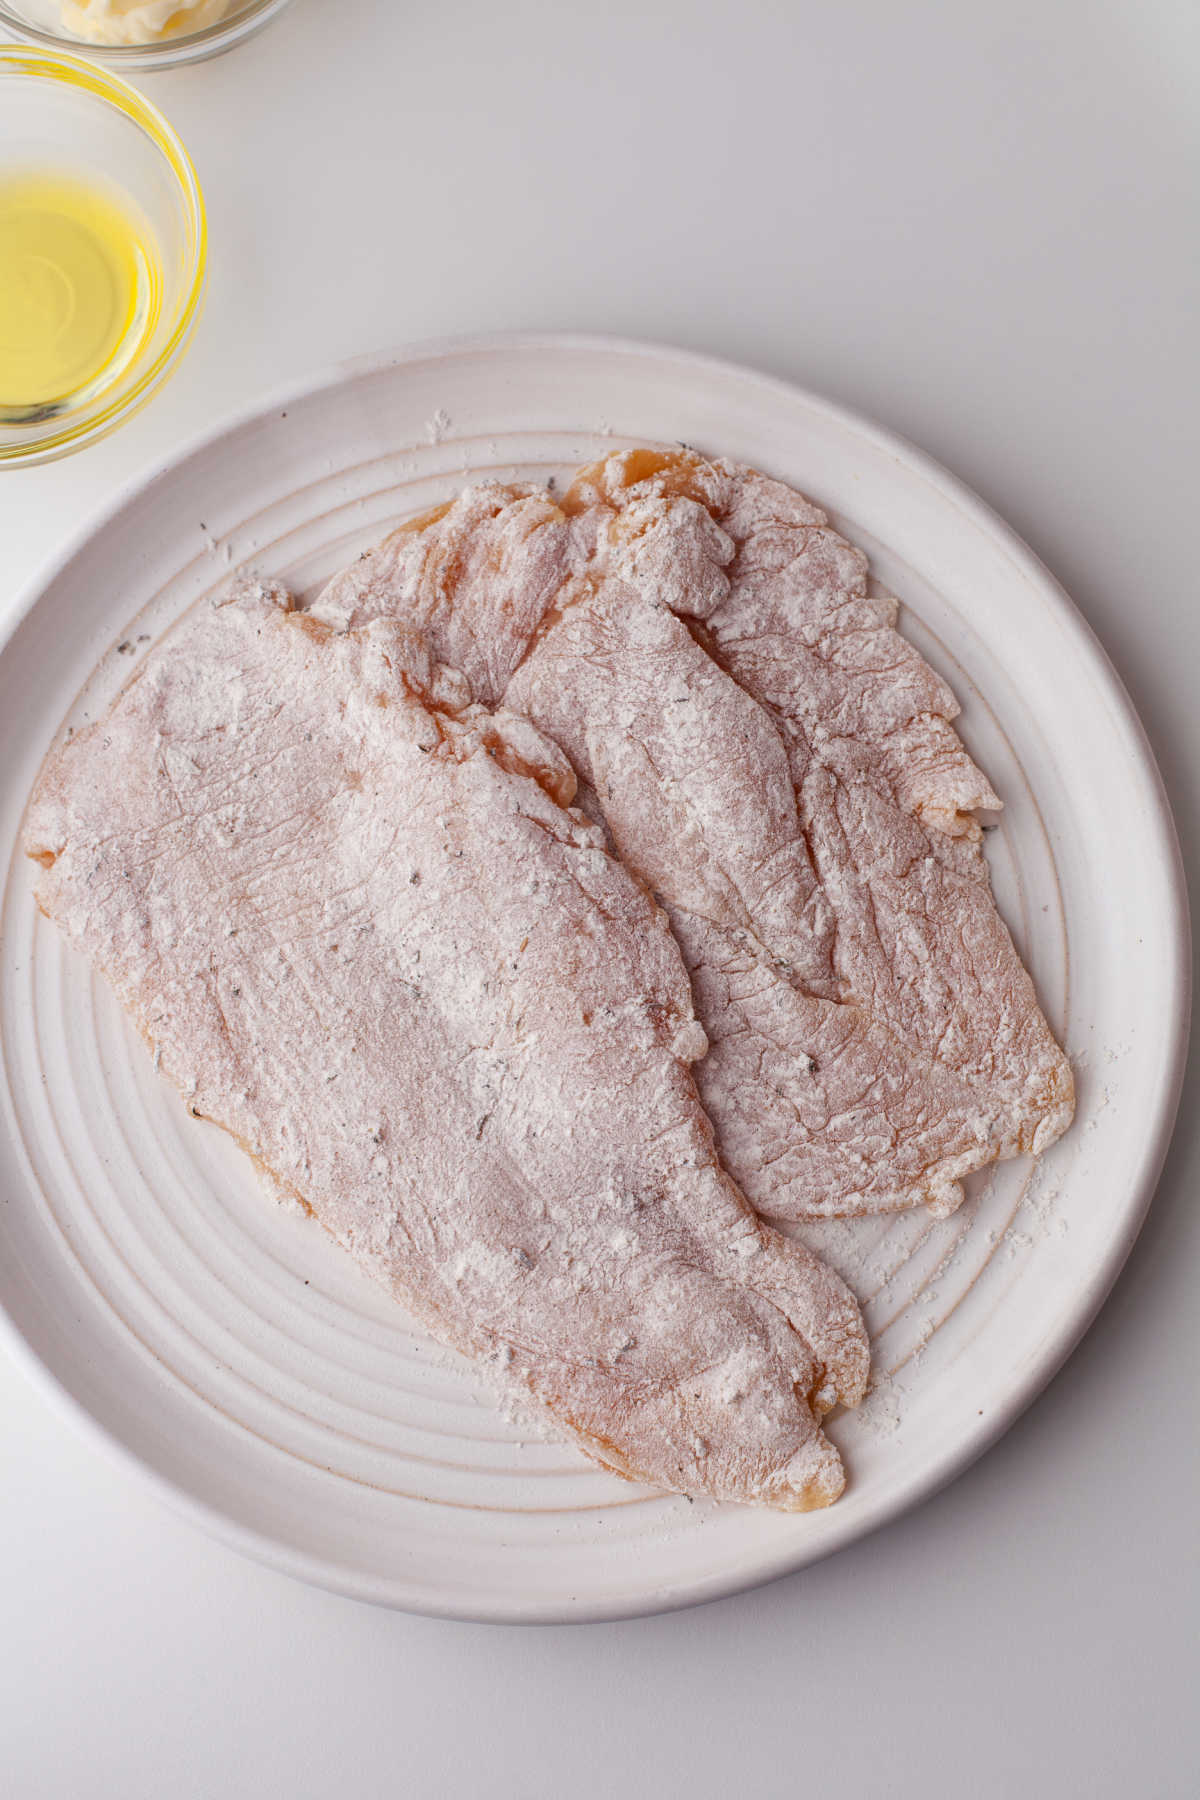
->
[585,452,1075,1195]
[317,451,1073,1219]
[26,579,868,1510]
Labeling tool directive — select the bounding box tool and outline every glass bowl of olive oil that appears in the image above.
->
[0,46,205,466]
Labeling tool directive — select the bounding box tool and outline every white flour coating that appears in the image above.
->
[26,579,868,1512]
[319,450,1074,1222]
[854,1376,902,1440]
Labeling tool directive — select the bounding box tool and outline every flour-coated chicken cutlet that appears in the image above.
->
[26,579,867,1509]
[574,452,1075,1211]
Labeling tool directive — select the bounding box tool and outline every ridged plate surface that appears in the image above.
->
[0,336,1187,1619]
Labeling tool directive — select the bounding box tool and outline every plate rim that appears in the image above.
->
[0,330,1190,1622]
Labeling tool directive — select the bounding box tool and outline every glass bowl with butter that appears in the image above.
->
[0,46,205,466]
[0,0,291,68]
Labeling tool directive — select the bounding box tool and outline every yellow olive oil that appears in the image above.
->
[0,171,160,422]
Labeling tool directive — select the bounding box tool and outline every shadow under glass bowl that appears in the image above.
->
[0,46,206,468]
[0,0,292,69]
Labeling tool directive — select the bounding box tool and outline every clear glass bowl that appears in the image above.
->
[0,0,292,68]
[0,46,205,467]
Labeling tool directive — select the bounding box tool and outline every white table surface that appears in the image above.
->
[2,3,1197,1794]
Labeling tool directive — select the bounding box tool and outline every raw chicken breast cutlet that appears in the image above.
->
[27,579,867,1510]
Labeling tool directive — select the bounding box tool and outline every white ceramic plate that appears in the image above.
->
[0,336,1188,1621]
